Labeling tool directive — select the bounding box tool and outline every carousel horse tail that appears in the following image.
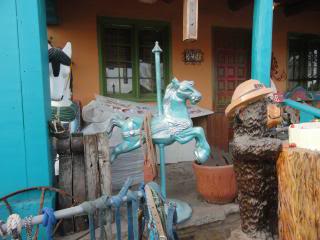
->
[105,114,125,138]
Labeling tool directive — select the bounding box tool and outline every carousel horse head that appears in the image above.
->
[48,42,72,102]
[165,78,202,105]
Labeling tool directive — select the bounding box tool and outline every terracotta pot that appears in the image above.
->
[192,162,237,204]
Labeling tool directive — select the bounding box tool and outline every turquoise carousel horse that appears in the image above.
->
[48,42,79,136]
[107,78,211,164]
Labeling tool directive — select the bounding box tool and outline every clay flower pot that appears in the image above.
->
[192,162,237,204]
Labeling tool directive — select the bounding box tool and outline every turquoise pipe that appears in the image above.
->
[251,0,274,87]
[284,99,320,122]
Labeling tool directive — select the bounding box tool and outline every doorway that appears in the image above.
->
[210,27,251,151]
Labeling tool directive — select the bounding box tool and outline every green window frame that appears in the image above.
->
[97,17,171,101]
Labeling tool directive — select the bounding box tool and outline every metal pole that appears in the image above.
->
[152,41,166,197]
[251,0,273,87]
[152,41,164,116]
[159,144,166,198]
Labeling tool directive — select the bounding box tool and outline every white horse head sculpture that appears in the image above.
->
[48,42,72,106]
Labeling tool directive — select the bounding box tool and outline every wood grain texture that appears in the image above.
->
[183,0,198,41]
[209,113,232,152]
[72,153,88,232]
[84,135,101,200]
[96,133,112,239]
[58,153,75,234]
[96,133,111,196]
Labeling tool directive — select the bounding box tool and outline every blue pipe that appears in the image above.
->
[284,99,320,122]
[251,0,274,87]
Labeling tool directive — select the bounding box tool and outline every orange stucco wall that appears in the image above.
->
[48,0,320,109]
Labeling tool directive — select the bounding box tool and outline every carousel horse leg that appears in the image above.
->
[175,127,210,164]
[111,138,141,163]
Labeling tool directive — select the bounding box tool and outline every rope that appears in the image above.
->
[23,216,33,240]
[141,112,158,182]
[51,102,78,122]
[7,214,22,240]
[42,207,56,240]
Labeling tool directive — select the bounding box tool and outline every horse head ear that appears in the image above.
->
[62,42,72,59]
[171,78,180,88]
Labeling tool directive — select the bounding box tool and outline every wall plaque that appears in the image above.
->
[183,49,203,64]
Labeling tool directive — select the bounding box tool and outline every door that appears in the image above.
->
[210,28,251,151]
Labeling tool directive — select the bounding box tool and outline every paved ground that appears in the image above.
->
[56,162,240,240]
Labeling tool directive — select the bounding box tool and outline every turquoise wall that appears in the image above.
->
[0,0,52,197]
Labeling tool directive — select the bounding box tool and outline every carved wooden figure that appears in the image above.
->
[226,80,282,239]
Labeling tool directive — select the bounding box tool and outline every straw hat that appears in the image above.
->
[225,79,273,117]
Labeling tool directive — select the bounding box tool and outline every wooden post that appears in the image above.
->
[183,0,198,42]
[84,135,101,200]
[71,134,87,232]
[58,139,75,234]
[96,133,112,239]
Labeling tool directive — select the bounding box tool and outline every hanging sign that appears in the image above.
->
[183,0,198,42]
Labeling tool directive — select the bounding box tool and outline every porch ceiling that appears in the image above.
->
[228,0,320,16]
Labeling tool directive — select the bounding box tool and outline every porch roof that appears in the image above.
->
[228,0,320,16]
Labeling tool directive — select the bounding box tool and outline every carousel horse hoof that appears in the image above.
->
[194,147,210,164]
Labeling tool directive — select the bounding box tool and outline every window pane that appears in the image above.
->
[288,35,320,91]
[104,27,133,95]
[106,63,133,94]
[138,28,165,94]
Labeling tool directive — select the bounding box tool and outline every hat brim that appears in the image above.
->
[225,88,273,118]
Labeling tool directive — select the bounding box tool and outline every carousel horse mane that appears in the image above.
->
[163,81,177,106]
[48,46,71,77]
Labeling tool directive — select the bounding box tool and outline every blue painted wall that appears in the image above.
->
[0,0,52,196]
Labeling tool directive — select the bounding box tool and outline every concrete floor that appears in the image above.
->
[56,162,240,240]
[164,162,240,239]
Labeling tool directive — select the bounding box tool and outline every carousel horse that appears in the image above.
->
[107,78,211,164]
[48,42,79,134]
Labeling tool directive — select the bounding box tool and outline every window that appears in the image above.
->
[98,18,170,100]
[288,34,320,91]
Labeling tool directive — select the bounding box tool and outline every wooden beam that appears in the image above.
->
[228,0,252,11]
[284,0,320,16]
[183,0,198,42]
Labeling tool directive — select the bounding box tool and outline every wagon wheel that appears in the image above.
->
[0,186,81,239]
